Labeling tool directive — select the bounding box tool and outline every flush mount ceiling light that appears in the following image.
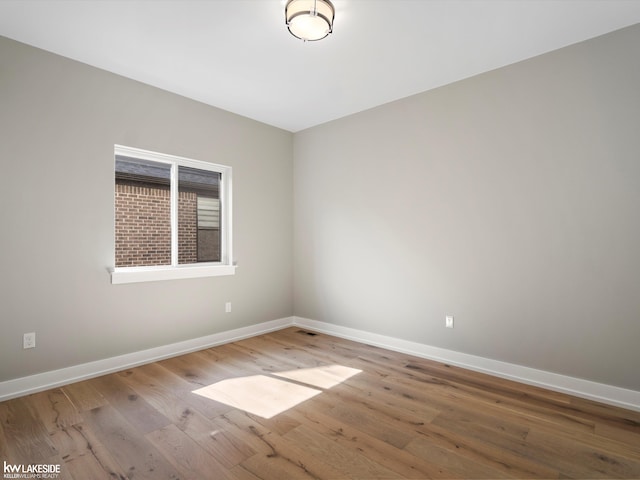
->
[285,0,335,41]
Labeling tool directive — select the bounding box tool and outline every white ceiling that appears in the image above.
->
[1,1,639,132]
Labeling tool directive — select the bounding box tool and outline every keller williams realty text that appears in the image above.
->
[3,461,61,479]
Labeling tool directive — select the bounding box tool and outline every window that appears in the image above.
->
[111,145,234,284]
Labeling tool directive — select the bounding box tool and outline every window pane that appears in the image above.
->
[178,166,221,264]
[115,156,172,267]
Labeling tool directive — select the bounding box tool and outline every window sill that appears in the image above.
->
[110,264,236,284]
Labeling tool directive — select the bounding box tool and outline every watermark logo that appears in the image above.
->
[3,461,61,479]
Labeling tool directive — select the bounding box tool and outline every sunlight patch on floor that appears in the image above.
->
[273,364,361,389]
[192,375,321,419]
[192,364,362,419]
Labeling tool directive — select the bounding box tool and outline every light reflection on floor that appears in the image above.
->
[274,364,361,389]
[192,364,362,419]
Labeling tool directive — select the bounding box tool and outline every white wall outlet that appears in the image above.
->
[225,302,232,313]
[23,332,36,349]
[445,315,454,328]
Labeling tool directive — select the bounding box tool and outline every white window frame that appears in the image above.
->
[111,145,235,284]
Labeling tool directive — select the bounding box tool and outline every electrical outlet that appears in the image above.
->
[225,302,232,313]
[23,332,36,349]
[445,316,454,329]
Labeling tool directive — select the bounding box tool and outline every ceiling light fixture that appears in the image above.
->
[285,0,335,42]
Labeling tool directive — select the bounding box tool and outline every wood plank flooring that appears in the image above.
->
[1,327,639,479]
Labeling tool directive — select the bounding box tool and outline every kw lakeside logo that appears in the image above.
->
[3,461,60,479]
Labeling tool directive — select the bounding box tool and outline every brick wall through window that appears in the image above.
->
[115,184,202,267]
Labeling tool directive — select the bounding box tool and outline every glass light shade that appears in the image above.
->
[286,0,335,41]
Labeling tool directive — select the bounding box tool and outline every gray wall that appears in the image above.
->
[0,36,293,381]
[3,24,639,393]
[293,24,640,391]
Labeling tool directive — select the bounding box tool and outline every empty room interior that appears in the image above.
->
[1,1,640,478]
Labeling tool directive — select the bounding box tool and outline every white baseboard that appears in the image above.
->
[293,316,640,412]
[0,317,293,402]
[3,315,638,412]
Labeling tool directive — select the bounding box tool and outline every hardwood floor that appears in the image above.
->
[1,327,639,479]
